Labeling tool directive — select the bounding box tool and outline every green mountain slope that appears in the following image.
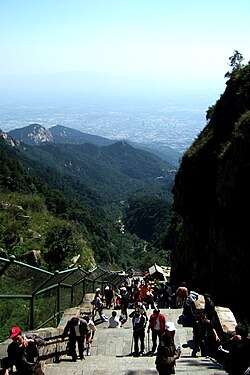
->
[0,129,174,271]
[18,140,175,205]
[169,61,250,321]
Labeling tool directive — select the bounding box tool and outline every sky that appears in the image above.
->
[0,0,250,98]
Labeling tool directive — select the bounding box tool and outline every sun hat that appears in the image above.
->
[9,326,21,339]
[165,322,176,332]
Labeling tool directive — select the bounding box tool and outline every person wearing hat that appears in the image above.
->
[3,326,45,375]
[155,322,181,374]
[120,286,129,324]
[148,308,166,354]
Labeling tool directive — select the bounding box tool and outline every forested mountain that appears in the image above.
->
[0,128,175,271]
[169,59,250,322]
[8,124,115,146]
[15,137,175,204]
[8,123,181,167]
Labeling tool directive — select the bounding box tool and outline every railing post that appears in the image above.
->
[57,284,60,326]
[30,296,34,330]
[71,285,74,306]
[83,279,86,297]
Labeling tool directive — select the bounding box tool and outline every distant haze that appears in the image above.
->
[0,71,222,108]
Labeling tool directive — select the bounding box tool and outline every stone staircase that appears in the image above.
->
[44,308,227,375]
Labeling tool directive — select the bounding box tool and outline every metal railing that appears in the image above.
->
[0,255,126,341]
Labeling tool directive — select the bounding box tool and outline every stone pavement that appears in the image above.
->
[44,308,226,375]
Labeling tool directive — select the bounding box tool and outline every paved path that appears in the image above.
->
[44,308,226,375]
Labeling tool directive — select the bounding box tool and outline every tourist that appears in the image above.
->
[192,313,220,358]
[155,322,181,375]
[94,288,108,322]
[175,282,188,308]
[204,293,216,322]
[132,311,147,356]
[148,308,166,354]
[82,315,97,356]
[140,281,151,305]
[146,289,155,309]
[221,324,250,374]
[61,316,89,361]
[3,326,45,375]
[120,286,129,323]
[134,301,148,321]
[108,311,121,328]
[161,282,173,308]
[183,289,199,326]
[104,285,114,309]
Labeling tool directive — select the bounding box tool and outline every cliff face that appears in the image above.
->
[171,63,250,319]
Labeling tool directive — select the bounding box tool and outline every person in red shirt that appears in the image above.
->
[148,308,166,354]
[140,282,150,304]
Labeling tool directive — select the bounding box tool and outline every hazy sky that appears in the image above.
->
[0,0,250,93]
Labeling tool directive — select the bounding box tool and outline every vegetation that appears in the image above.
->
[170,56,250,324]
[123,196,173,246]
[0,135,174,272]
[224,50,245,78]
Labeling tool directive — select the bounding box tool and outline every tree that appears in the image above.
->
[206,104,216,122]
[225,50,244,78]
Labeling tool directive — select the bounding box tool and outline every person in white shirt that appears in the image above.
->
[61,317,89,361]
[108,311,121,328]
[82,315,97,356]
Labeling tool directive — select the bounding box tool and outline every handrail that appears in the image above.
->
[0,255,125,336]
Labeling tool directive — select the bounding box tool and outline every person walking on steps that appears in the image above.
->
[192,313,220,358]
[148,308,166,355]
[155,322,181,375]
[61,317,89,361]
[94,288,108,322]
[132,311,147,357]
[82,315,97,356]
[120,286,129,323]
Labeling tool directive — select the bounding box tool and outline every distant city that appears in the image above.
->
[0,100,207,156]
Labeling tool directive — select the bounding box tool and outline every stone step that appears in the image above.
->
[44,307,226,375]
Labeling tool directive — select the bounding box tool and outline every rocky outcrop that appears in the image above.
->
[170,63,250,320]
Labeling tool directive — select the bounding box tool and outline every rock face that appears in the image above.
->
[170,63,250,320]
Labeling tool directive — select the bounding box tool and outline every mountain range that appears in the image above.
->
[8,123,181,167]
[7,124,175,205]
